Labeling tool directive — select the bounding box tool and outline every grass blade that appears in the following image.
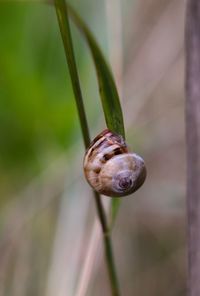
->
[54,0,90,148]
[54,1,121,294]
[67,4,125,225]
[68,5,125,137]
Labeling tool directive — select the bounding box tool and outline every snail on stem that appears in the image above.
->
[83,129,146,197]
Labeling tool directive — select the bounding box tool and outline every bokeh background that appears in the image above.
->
[0,0,186,295]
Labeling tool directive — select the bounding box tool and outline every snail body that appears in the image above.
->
[83,129,146,197]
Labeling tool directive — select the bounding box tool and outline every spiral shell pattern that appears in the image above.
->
[83,129,146,197]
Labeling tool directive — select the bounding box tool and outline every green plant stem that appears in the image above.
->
[93,193,120,296]
[54,1,120,295]
[54,0,90,148]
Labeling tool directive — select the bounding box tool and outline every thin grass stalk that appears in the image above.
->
[54,0,90,148]
[93,192,120,296]
[66,2,124,226]
[54,1,120,295]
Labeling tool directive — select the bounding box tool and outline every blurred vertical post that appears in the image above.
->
[185,1,200,295]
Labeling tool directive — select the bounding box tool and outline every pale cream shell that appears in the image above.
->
[84,152,146,197]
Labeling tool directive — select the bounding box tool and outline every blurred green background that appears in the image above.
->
[0,1,187,295]
[0,1,103,200]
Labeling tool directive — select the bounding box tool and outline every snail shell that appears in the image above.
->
[83,129,146,197]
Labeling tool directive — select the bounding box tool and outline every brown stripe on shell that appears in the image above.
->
[83,129,130,193]
[101,146,127,162]
[86,129,112,152]
[86,129,128,161]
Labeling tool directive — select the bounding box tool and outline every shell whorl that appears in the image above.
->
[83,129,146,197]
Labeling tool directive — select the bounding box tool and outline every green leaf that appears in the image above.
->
[67,3,125,225]
[68,5,125,136]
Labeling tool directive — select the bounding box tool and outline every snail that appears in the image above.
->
[83,129,146,197]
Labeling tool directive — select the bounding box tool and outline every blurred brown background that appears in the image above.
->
[0,0,186,295]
